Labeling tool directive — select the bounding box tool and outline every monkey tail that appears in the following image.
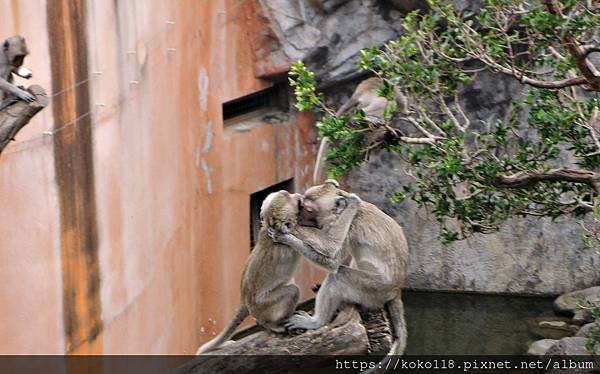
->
[362,296,407,373]
[386,296,407,355]
[312,136,330,184]
[195,305,249,355]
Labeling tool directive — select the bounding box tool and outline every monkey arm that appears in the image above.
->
[280,192,360,271]
[0,78,23,95]
[0,78,35,101]
[270,229,340,272]
[335,97,357,117]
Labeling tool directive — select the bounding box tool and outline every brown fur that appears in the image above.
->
[196,190,302,354]
[197,187,362,355]
[286,181,409,369]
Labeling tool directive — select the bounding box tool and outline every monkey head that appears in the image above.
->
[299,179,356,229]
[260,190,302,234]
[3,36,29,70]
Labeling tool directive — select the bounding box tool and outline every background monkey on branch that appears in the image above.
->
[313,77,408,183]
[270,180,409,370]
[196,189,360,354]
[0,35,35,110]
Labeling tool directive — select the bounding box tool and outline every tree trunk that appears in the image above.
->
[0,85,49,157]
[177,305,393,374]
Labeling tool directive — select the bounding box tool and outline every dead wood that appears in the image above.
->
[0,85,49,157]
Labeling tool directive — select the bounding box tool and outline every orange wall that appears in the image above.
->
[0,0,319,354]
[0,0,63,354]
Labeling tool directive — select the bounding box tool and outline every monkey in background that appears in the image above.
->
[313,77,408,183]
[270,180,408,370]
[196,189,361,354]
[0,35,35,110]
[335,77,408,124]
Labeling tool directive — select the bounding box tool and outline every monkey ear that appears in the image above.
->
[324,179,339,188]
[334,196,347,214]
[3,40,9,51]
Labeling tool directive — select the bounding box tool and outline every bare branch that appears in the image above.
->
[398,136,439,144]
[584,106,600,153]
[544,0,600,90]
[0,85,49,157]
[494,168,600,194]
[405,117,437,138]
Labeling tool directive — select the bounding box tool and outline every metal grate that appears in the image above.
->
[249,179,294,249]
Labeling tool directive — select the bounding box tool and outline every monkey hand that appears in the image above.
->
[267,227,294,245]
[267,227,277,240]
[345,193,362,208]
[16,88,35,103]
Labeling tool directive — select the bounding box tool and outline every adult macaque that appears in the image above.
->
[270,180,409,366]
[0,35,35,109]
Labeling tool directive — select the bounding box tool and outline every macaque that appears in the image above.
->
[0,35,35,109]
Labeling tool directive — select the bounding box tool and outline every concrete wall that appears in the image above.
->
[0,0,319,354]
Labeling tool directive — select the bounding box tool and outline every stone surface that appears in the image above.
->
[344,72,600,295]
[576,322,600,338]
[573,310,596,326]
[259,0,406,86]
[527,339,558,356]
[545,337,590,355]
[554,287,600,316]
[260,0,600,295]
[527,316,577,340]
[346,147,600,294]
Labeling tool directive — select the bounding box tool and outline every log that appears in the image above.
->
[0,85,49,157]
[177,305,393,374]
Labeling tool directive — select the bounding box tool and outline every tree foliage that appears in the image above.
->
[289,0,600,245]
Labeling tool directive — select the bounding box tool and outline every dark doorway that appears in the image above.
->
[249,179,294,249]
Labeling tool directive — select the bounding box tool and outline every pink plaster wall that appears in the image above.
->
[0,0,319,354]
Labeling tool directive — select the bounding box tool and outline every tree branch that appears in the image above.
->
[543,0,600,90]
[0,85,49,157]
[178,305,393,373]
[494,168,600,194]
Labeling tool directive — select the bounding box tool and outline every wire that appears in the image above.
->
[45,1,255,100]
[50,77,91,99]
[6,3,258,153]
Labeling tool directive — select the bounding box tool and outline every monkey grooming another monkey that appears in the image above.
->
[196,189,360,354]
[270,180,408,367]
[0,35,35,110]
[313,78,408,183]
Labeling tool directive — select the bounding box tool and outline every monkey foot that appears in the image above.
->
[284,311,322,331]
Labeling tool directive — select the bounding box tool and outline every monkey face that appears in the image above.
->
[3,36,28,68]
[11,54,25,68]
[299,179,356,229]
[298,199,320,228]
